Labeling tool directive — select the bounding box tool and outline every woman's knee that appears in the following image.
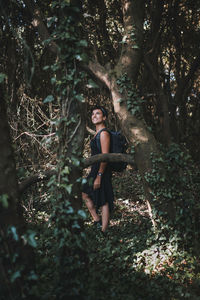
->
[82,192,90,202]
[102,202,109,210]
[87,200,95,211]
[82,193,94,210]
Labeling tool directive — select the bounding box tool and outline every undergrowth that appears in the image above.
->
[31,169,200,300]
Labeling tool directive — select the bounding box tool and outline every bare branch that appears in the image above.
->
[19,170,56,194]
[84,153,135,167]
[86,126,95,135]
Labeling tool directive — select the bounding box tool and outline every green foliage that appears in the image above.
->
[43,95,54,103]
[0,194,9,208]
[38,1,88,298]
[120,26,139,49]
[0,225,38,299]
[23,230,37,248]
[17,168,200,300]
[0,72,6,83]
[82,190,200,300]
[32,170,88,299]
[116,74,145,118]
[144,143,200,250]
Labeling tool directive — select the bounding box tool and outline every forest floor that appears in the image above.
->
[83,168,200,300]
[32,167,200,300]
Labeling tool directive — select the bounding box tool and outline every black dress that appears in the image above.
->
[82,130,114,212]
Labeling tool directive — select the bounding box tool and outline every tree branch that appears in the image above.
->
[19,153,136,194]
[19,170,56,195]
[87,60,112,89]
[84,153,135,167]
[174,53,200,104]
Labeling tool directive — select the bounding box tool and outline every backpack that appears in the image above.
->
[96,128,128,172]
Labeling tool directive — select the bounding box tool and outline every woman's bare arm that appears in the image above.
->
[93,130,110,190]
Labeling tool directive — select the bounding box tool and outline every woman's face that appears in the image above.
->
[91,109,106,125]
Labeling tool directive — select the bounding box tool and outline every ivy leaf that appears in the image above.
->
[24,230,37,248]
[72,157,80,166]
[28,271,38,281]
[0,73,6,83]
[43,65,50,70]
[66,206,74,214]
[79,39,88,47]
[66,184,72,194]
[10,271,21,283]
[10,226,19,241]
[78,210,87,219]
[28,232,37,248]
[47,16,58,28]
[86,79,99,89]
[75,94,85,102]
[82,178,87,184]
[43,95,54,103]
[0,194,9,208]
[62,166,70,175]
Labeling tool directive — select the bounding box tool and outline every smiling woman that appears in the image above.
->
[82,106,114,234]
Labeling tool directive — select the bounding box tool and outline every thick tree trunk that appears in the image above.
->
[143,1,172,146]
[86,0,178,225]
[144,51,172,145]
[88,60,158,224]
[23,3,88,296]
[57,99,86,211]
[88,56,177,225]
[0,88,37,299]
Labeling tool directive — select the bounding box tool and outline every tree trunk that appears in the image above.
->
[22,2,88,297]
[86,0,177,225]
[0,87,37,299]
[88,60,158,225]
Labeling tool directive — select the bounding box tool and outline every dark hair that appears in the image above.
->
[91,105,108,118]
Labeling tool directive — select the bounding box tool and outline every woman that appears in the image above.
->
[82,106,114,234]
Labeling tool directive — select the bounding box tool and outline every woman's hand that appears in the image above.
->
[93,176,101,190]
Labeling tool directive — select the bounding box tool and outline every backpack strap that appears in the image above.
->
[96,128,110,152]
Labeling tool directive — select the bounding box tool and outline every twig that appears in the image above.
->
[66,117,81,145]
[86,126,95,135]
[14,131,56,141]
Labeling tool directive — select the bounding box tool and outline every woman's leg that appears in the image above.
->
[82,192,100,222]
[101,202,110,232]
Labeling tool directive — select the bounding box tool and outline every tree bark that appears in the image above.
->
[117,0,145,81]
